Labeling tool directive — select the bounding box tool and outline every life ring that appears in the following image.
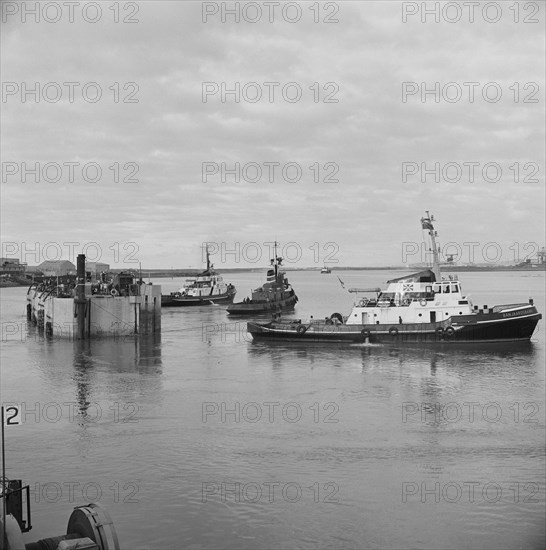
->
[297,325,307,335]
[436,327,444,338]
[420,299,427,307]
[445,326,455,337]
[389,326,399,337]
[111,289,119,297]
[402,298,410,306]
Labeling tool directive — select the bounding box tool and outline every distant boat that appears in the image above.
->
[320,266,331,274]
[161,247,236,307]
[248,212,542,343]
[227,242,298,315]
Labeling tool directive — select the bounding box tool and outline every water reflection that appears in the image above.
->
[72,345,94,422]
[72,335,163,458]
[248,339,537,369]
[74,333,162,372]
[32,334,163,422]
[247,339,540,402]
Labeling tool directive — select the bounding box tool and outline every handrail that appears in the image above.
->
[348,287,381,293]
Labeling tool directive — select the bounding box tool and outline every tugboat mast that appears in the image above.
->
[421,211,442,280]
[273,241,278,278]
[205,244,211,272]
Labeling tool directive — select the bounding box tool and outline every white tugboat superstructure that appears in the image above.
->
[161,246,236,306]
[345,212,472,326]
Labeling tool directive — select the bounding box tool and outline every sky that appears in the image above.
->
[1,0,545,269]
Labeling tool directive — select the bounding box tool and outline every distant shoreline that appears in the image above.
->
[2,264,543,287]
[132,265,546,278]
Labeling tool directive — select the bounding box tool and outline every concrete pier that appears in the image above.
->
[26,257,161,339]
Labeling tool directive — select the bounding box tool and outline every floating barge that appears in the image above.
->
[26,254,161,339]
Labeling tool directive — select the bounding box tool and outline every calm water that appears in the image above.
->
[1,270,545,549]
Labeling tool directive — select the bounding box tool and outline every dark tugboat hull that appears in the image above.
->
[162,289,236,307]
[227,294,298,315]
[248,308,541,344]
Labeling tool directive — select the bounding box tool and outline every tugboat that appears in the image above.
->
[161,247,236,307]
[227,243,298,315]
[320,266,331,274]
[248,213,542,343]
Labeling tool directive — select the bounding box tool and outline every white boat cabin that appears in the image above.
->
[345,269,474,325]
[178,272,230,298]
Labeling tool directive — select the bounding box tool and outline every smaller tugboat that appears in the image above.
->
[320,266,331,274]
[161,246,236,307]
[227,243,298,315]
[248,213,542,344]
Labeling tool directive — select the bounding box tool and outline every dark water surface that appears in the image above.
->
[1,270,544,549]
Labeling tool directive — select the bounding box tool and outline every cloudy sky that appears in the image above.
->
[1,1,544,269]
